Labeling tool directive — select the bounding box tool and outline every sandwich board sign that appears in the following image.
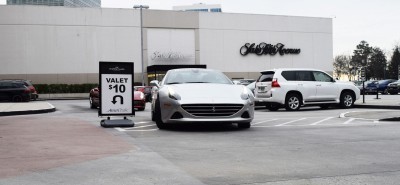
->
[99,62,134,127]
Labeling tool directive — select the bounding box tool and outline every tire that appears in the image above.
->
[12,95,23,102]
[89,97,96,109]
[383,89,388,94]
[340,92,354,108]
[238,122,251,129]
[268,103,280,111]
[154,98,167,129]
[285,93,301,111]
[320,104,330,110]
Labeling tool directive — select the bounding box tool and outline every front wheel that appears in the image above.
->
[89,97,96,109]
[268,103,280,111]
[285,93,301,111]
[12,95,23,102]
[340,92,354,108]
[154,98,167,129]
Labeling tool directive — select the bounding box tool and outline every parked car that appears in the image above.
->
[89,87,146,111]
[135,86,153,102]
[387,80,400,94]
[0,80,31,102]
[151,68,254,129]
[1,79,38,100]
[232,79,255,86]
[254,68,360,111]
[364,79,397,94]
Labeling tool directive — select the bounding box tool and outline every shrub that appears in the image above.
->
[34,84,98,94]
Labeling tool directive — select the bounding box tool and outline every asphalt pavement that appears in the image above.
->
[1,94,399,119]
[0,95,399,185]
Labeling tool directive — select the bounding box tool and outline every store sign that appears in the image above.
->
[240,42,301,56]
[147,29,195,65]
[99,62,134,116]
[150,51,192,63]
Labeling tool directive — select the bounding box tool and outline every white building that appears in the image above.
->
[0,5,332,85]
[173,3,222,12]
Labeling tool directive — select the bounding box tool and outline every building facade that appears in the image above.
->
[173,3,222,12]
[0,5,332,85]
[7,0,101,7]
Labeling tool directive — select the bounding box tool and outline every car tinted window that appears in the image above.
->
[281,71,296,81]
[312,71,333,82]
[258,71,274,82]
[0,82,13,88]
[296,71,314,81]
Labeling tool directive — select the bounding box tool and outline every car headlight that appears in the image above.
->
[168,86,181,100]
[240,86,251,100]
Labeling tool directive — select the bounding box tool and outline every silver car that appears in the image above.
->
[151,68,254,129]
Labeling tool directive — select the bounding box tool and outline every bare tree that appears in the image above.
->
[334,55,351,80]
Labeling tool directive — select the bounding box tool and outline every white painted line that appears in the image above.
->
[123,128,159,132]
[124,124,157,129]
[309,117,334,126]
[374,120,379,124]
[115,128,126,132]
[343,118,355,124]
[275,118,306,127]
[135,121,153,125]
[252,119,278,125]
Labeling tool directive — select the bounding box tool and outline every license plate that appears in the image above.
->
[258,87,265,92]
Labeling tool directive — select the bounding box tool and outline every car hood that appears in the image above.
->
[166,83,247,103]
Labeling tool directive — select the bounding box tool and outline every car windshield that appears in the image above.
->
[164,69,232,85]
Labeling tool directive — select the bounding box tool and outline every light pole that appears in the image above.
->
[133,5,149,86]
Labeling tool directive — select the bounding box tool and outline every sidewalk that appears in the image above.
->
[0,101,55,116]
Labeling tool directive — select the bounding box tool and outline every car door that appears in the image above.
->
[294,71,317,102]
[312,71,338,101]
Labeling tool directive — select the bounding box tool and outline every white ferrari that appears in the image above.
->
[151,68,254,129]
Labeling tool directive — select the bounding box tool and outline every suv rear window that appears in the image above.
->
[258,71,274,82]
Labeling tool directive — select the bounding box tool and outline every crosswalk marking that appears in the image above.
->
[343,118,355,124]
[124,124,156,129]
[309,117,334,126]
[252,119,279,125]
[275,118,306,126]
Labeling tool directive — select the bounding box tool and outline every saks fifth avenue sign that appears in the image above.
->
[240,42,301,56]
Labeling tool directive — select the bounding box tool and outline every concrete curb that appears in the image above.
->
[0,103,56,117]
[354,104,400,109]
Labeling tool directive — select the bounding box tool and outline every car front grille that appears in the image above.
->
[181,104,244,117]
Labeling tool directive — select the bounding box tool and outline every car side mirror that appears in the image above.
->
[150,80,160,88]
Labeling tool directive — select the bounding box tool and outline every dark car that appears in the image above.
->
[89,87,146,111]
[0,81,31,102]
[387,80,400,95]
[364,80,397,94]
[1,79,38,100]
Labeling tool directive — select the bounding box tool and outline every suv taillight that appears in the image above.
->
[271,78,280,88]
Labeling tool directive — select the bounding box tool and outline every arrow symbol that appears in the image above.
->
[112,95,124,104]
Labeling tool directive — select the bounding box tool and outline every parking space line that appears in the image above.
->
[123,128,159,132]
[275,118,306,126]
[135,121,153,125]
[124,124,156,129]
[343,118,355,124]
[252,119,278,125]
[115,128,126,132]
[309,117,334,125]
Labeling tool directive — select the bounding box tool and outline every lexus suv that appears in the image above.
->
[255,68,360,111]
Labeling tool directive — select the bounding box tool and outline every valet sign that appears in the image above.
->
[99,62,134,116]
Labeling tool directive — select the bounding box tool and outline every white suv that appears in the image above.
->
[255,68,360,111]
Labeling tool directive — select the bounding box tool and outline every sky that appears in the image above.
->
[1,0,399,57]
